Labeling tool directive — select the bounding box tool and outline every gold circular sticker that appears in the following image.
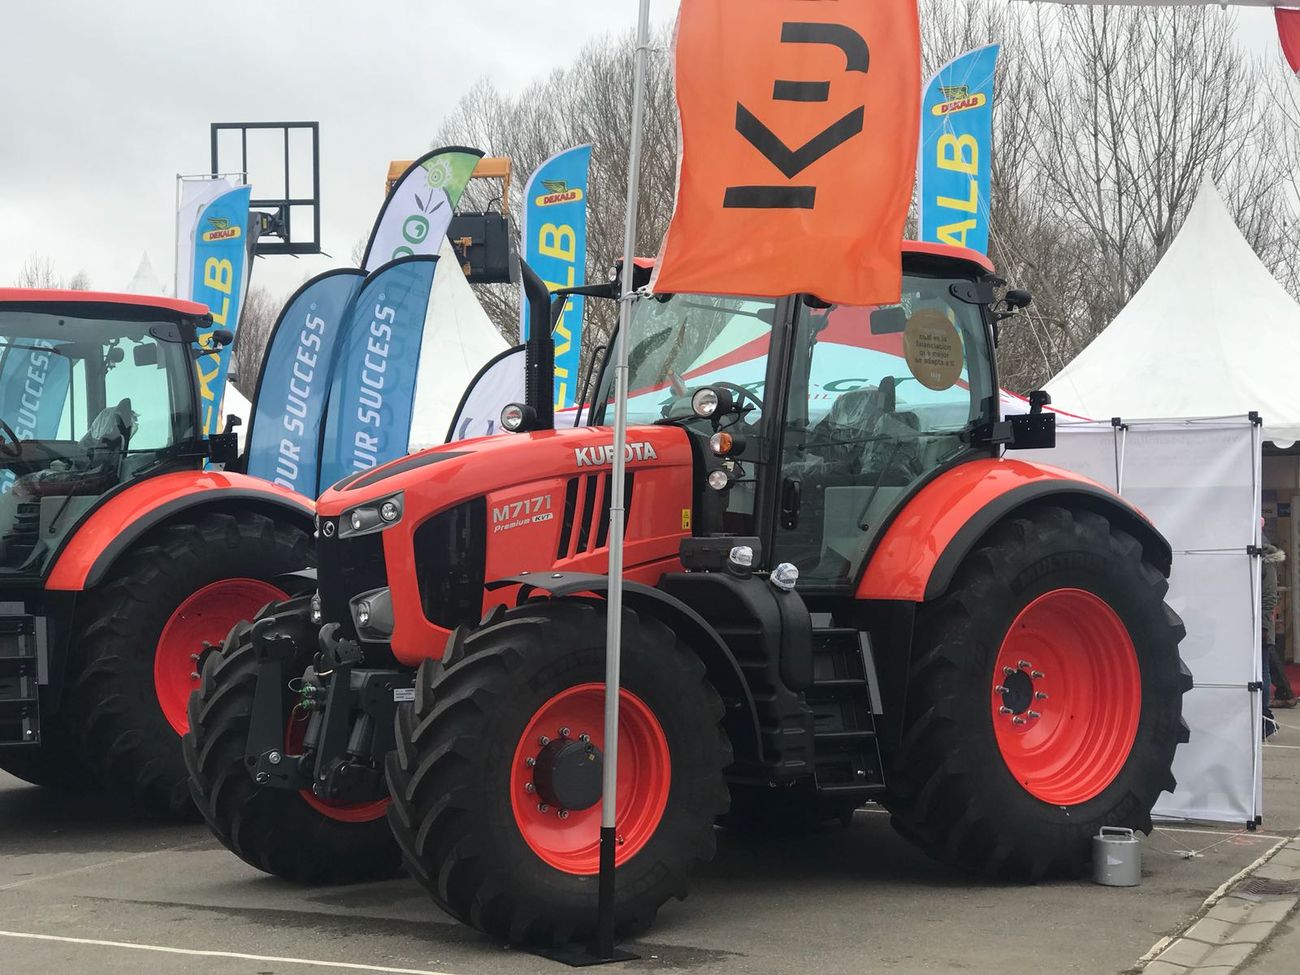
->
[904,310,964,391]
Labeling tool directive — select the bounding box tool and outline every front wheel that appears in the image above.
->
[883,504,1191,879]
[184,596,401,884]
[386,599,732,946]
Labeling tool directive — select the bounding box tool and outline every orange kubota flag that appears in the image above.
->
[653,0,921,307]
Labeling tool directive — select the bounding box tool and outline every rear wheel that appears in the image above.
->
[69,511,310,818]
[184,596,401,884]
[883,504,1191,879]
[386,600,731,946]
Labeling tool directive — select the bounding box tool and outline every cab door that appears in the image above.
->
[771,275,997,589]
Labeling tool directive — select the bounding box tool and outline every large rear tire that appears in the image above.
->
[386,599,732,946]
[184,596,401,884]
[883,504,1191,879]
[69,511,310,818]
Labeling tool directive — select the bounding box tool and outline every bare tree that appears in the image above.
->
[230,286,281,395]
[436,6,1299,395]
[434,28,677,357]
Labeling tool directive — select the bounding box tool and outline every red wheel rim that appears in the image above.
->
[510,683,670,875]
[155,578,286,736]
[992,588,1141,806]
[285,710,390,824]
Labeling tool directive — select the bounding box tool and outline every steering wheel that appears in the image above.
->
[714,381,765,415]
[0,419,21,458]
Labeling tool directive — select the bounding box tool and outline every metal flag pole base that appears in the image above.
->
[538,827,639,966]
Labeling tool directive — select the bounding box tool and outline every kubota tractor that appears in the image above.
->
[186,245,1190,943]
[0,289,313,815]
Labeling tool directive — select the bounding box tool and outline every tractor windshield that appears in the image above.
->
[0,309,197,576]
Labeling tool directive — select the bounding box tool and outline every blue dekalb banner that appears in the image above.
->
[918,44,998,255]
[189,184,252,435]
[318,255,437,489]
[245,269,366,497]
[0,342,69,494]
[520,144,591,410]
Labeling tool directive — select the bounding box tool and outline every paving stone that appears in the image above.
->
[1142,960,1189,975]
[1157,939,1213,967]
[1252,861,1300,882]
[1182,916,1276,946]
[1198,942,1255,968]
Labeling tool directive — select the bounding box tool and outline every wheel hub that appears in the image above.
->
[531,735,603,812]
[995,664,1043,723]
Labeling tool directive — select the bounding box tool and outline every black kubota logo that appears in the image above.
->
[725,22,870,211]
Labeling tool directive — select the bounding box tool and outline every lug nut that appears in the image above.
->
[1028,710,1041,719]
[189,671,200,680]
[1012,716,1026,725]
[538,735,550,746]
[1035,691,1049,700]
[994,684,1007,694]
[1018,660,1033,669]
[537,803,550,813]
[524,782,536,794]
[557,809,569,820]
[999,706,1013,715]
[1003,666,1017,676]
[268,751,282,765]
[190,652,201,662]
[525,757,536,768]
[558,727,570,738]
[579,733,590,743]
[1031,671,1044,679]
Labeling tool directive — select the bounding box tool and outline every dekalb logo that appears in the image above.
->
[201,216,242,242]
[575,441,659,468]
[536,179,584,207]
[932,85,987,116]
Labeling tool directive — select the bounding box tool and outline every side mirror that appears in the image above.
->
[1005,289,1032,312]
[211,329,235,348]
[132,343,159,367]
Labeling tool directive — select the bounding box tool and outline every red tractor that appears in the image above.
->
[0,289,313,815]
[186,245,1190,944]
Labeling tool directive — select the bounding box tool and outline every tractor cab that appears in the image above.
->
[0,290,221,579]
[588,243,1022,589]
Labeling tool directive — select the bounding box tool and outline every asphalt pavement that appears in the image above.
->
[2,733,1298,975]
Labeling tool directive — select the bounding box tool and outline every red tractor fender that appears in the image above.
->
[855,457,1172,602]
[44,470,314,592]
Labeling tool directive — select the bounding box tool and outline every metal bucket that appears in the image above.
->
[1093,826,1142,886]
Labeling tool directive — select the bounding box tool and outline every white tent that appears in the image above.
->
[1045,180,1300,443]
[124,253,167,297]
[408,237,509,449]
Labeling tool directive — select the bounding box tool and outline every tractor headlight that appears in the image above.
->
[691,385,734,420]
[338,492,404,538]
[350,587,394,642]
[691,387,720,418]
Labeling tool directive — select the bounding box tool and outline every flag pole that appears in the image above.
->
[596,0,654,961]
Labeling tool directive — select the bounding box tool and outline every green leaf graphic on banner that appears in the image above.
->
[424,151,481,208]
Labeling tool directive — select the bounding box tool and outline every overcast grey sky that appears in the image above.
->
[0,1,1285,299]
[0,0,677,297]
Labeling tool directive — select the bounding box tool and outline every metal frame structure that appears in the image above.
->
[210,121,322,256]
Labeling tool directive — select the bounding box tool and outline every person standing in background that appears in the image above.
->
[1263,535,1295,709]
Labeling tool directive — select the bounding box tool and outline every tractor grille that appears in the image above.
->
[414,498,486,629]
[315,520,387,637]
[555,473,634,562]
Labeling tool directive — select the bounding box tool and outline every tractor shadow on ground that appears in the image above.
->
[702,806,987,890]
[0,775,204,854]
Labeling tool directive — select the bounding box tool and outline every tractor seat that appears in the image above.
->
[10,399,136,500]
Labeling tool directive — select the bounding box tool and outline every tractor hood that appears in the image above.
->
[313,426,695,667]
